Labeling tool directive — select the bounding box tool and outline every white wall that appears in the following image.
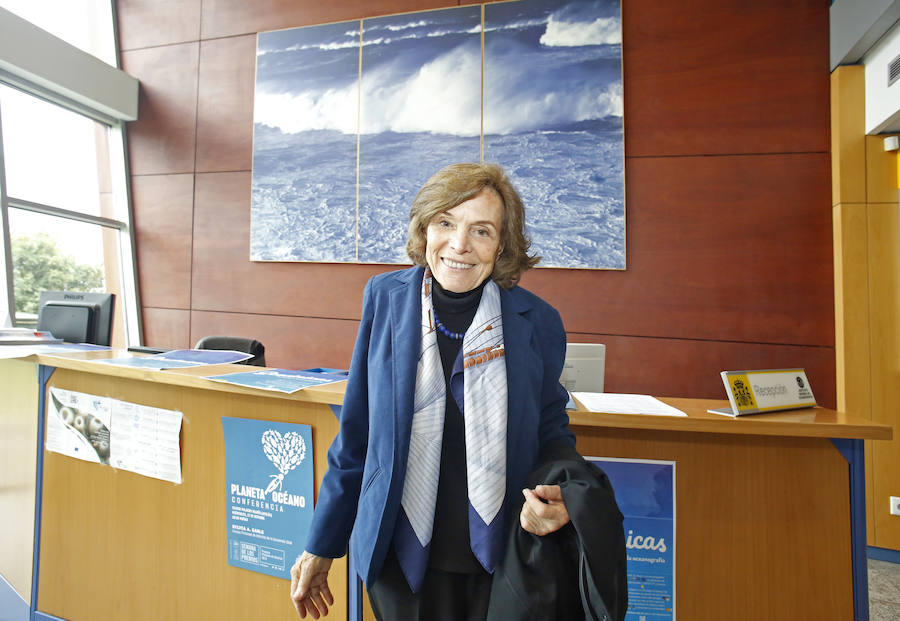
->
[864,23,900,134]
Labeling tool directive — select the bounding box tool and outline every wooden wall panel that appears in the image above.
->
[622,0,829,157]
[830,68,866,205]
[867,195,900,549]
[191,171,389,319]
[829,66,878,543]
[190,310,359,370]
[867,135,900,204]
[200,0,458,40]
[142,307,191,350]
[831,203,870,414]
[132,173,194,309]
[122,43,200,175]
[574,333,836,408]
[521,153,834,346]
[196,35,256,173]
[118,0,836,406]
[116,0,202,51]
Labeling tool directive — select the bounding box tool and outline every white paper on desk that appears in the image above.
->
[0,345,40,359]
[572,393,687,417]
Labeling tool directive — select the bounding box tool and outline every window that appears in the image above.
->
[0,2,139,346]
[0,0,116,66]
[1,84,107,216]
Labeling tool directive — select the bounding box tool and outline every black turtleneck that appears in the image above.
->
[428,276,489,573]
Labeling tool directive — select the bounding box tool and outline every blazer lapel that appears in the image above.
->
[500,287,534,471]
[390,267,424,449]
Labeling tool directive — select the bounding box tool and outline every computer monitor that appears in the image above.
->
[559,342,606,393]
[37,291,115,346]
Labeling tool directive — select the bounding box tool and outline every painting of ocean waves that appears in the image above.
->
[358,6,482,264]
[250,0,624,269]
[252,20,360,262]
[485,0,624,269]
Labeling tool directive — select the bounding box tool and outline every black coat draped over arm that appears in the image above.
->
[486,440,627,621]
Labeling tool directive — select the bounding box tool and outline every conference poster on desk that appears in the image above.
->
[222,417,315,579]
[589,457,675,621]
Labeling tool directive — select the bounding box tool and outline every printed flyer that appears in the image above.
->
[96,348,253,370]
[222,417,315,579]
[46,386,183,483]
[205,368,346,394]
[46,387,112,464]
[589,457,676,621]
[109,399,183,484]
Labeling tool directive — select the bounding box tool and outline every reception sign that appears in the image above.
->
[589,457,676,621]
[222,417,314,579]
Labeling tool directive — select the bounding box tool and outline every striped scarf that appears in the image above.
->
[394,269,508,592]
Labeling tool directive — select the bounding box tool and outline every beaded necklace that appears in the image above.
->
[432,308,465,340]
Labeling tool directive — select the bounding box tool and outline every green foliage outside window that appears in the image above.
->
[12,233,103,315]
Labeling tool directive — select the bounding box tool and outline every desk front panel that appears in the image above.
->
[36,368,344,621]
[573,425,853,621]
[0,359,39,606]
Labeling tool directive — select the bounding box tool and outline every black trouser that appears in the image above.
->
[368,553,492,621]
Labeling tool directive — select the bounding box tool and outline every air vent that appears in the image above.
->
[890,53,900,87]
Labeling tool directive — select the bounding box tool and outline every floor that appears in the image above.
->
[869,558,900,620]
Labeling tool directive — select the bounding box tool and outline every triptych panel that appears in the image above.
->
[251,0,624,269]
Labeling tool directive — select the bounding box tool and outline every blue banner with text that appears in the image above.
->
[222,417,314,579]
[589,457,675,621]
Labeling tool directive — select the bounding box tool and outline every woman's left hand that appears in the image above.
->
[519,484,570,536]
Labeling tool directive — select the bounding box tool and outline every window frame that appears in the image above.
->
[0,2,141,345]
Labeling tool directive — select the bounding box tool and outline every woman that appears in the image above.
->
[291,162,575,620]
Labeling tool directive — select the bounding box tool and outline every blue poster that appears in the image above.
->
[222,417,315,579]
[589,457,675,621]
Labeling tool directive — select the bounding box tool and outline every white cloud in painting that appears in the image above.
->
[540,15,621,47]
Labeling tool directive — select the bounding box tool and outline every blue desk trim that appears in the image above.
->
[832,438,868,621]
[33,611,65,621]
[328,404,363,621]
[30,365,55,621]
[868,545,900,564]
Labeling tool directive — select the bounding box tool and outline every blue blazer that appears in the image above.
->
[305,266,574,586]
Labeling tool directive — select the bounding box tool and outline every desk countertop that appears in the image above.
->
[568,396,893,440]
[10,349,893,440]
[14,348,347,406]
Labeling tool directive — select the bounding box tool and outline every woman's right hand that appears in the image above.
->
[290,551,334,618]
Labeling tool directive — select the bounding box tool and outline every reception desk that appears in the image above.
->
[2,349,348,621]
[1,349,892,621]
[567,399,891,621]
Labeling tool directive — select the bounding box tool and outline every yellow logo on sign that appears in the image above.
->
[728,374,758,412]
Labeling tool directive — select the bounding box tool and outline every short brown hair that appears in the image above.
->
[406,162,540,289]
